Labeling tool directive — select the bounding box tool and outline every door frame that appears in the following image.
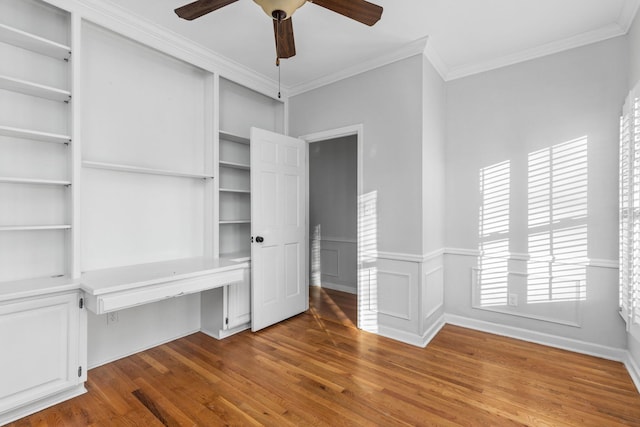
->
[299,124,364,328]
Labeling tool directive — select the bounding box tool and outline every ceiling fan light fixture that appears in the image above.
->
[253,0,306,20]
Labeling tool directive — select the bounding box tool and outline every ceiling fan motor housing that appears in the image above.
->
[253,0,306,20]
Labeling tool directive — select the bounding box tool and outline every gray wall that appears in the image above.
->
[309,136,357,241]
[629,12,640,89]
[422,56,447,253]
[291,55,425,255]
[445,36,628,349]
[309,135,357,292]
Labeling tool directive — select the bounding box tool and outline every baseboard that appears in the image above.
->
[0,384,86,426]
[625,351,640,393]
[88,328,201,370]
[444,314,628,362]
[376,325,425,347]
[420,314,446,347]
[376,315,445,348]
[319,282,357,295]
[201,323,250,340]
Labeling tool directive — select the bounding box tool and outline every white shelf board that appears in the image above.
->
[0,275,78,303]
[0,74,70,102]
[219,188,250,194]
[0,125,71,144]
[220,252,251,263]
[0,176,71,186]
[219,160,250,170]
[219,130,250,144]
[219,220,251,224]
[0,225,71,231]
[0,23,71,60]
[82,161,214,180]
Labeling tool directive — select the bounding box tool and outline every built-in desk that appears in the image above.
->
[81,257,250,315]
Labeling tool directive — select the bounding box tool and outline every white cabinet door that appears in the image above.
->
[250,128,308,331]
[226,269,251,329]
[0,292,81,416]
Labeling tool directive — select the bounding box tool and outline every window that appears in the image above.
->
[620,86,640,329]
[478,161,510,306]
[527,137,588,303]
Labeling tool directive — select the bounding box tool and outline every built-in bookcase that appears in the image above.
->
[218,131,251,257]
[0,0,72,283]
[216,78,284,259]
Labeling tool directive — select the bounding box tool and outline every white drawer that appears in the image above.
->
[86,269,245,314]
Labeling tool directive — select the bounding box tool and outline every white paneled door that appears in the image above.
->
[250,127,308,331]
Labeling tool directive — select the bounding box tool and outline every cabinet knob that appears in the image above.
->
[255,236,264,243]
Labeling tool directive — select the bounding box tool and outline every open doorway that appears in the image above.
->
[302,126,363,328]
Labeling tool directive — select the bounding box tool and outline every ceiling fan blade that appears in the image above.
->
[175,0,239,20]
[311,0,382,26]
[273,18,296,59]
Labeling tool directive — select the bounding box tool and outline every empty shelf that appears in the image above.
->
[0,125,71,144]
[219,160,250,170]
[0,177,71,186]
[0,225,71,231]
[219,220,251,224]
[219,130,250,144]
[219,188,250,194]
[83,161,214,179]
[0,23,71,60]
[0,74,71,102]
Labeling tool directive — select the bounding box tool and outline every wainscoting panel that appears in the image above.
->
[318,238,357,294]
[377,270,412,320]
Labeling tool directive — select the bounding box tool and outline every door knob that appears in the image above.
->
[256,236,264,243]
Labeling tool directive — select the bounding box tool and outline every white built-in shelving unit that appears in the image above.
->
[0,0,73,284]
[0,1,85,424]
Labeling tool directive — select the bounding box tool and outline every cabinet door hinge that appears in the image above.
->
[79,298,84,309]
[78,366,82,377]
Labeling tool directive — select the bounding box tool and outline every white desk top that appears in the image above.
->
[81,257,249,296]
[0,256,250,302]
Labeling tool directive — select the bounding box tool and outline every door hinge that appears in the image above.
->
[78,366,82,377]
[79,298,84,309]
[225,317,229,325]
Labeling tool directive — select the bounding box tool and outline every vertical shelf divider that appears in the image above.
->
[204,73,215,258]
[70,12,81,280]
[212,73,221,258]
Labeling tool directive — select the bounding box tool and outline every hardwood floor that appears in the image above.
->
[9,289,640,426]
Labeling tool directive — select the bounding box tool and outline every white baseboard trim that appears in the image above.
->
[376,325,425,347]
[375,315,446,348]
[201,323,250,340]
[625,351,640,393]
[319,281,357,295]
[444,314,628,362]
[88,328,200,370]
[0,384,86,426]
[420,314,446,347]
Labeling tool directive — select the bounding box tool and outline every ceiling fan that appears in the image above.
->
[174,0,384,62]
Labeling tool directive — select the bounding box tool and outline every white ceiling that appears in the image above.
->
[101,0,639,91]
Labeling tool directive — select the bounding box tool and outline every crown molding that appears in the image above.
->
[288,36,429,97]
[423,41,449,81]
[73,0,284,100]
[445,22,627,81]
[619,0,640,33]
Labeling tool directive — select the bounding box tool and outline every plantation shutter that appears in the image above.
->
[620,87,640,328]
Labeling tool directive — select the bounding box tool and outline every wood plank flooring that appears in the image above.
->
[9,288,640,426]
